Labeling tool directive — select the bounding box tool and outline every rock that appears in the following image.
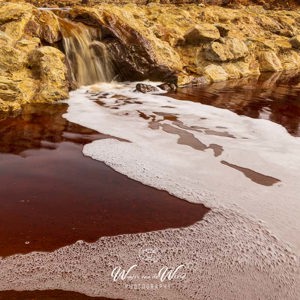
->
[2,2,300,112]
[135,83,159,93]
[204,64,228,82]
[215,24,230,37]
[258,51,283,72]
[205,41,233,62]
[158,83,177,92]
[0,76,22,102]
[16,38,41,52]
[0,36,25,72]
[190,76,209,86]
[0,2,35,40]
[227,38,249,59]
[205,38,249,62]
[222,63,241,79]
[177,73,196,86]
[0,3,69,113]
[279,50,300,70]
[36,10,62,43]
[0,2,32,25]
[74,7,180,82]
[183,24,220,45]
[28,46,68,101]
[290,35,300,49]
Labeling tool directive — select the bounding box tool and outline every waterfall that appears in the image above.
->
[59,18,113,86]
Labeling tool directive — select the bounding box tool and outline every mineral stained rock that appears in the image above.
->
[1,1,300,112]
[69,4,300,86]
[0,2,68,113]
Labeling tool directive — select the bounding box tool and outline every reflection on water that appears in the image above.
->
[0,103,209,257]
[0,103,103,154]
[169,71,300,136]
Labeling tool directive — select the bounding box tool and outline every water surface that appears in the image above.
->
[168,72,300,136]
[0,103,209,257]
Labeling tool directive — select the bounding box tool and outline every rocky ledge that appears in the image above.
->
[1,1,300,112]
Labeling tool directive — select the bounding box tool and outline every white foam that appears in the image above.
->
[1,82,299,299]
[65,82,300,254]
[0,210,299,299]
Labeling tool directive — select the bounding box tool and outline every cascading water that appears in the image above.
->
[59,18,113,86]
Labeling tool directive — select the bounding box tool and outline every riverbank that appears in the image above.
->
[1,1,300,113]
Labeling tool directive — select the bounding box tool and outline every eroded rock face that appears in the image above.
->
[70,4,300,86]
[1,2,300,113]
[0,2,68,113]
[10,0,300,10]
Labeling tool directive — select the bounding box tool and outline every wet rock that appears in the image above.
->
[135,83,159,93]
[290,35,300,49]
[158,83,177,92]
[204,64,228,82]
[258,51,283,72]
[106,39,175,82]
[183,24,220,45]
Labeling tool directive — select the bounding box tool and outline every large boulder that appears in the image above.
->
[24,10,62,44]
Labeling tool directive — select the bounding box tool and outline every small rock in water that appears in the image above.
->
[158,83,177,92]
[135,83,159,93]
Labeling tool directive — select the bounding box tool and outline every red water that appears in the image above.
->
[1,73,299,299]
[0,103,209,258]
[168,72,300,136]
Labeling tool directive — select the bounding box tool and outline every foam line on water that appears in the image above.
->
[0,209,299,299]
[65,82,300,254]
[0,82,299,298]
